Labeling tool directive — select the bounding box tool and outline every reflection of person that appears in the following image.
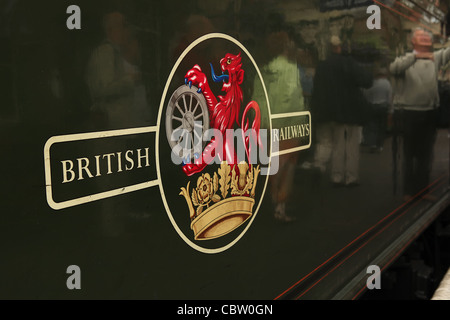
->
[389,28,450,199]
[362,67,392,152]
[253,31,304,222]
[86,11,141,129]
[85,12,146,236]
[122,29,151,126]
[311,36,372,186]
[256,31,304,114]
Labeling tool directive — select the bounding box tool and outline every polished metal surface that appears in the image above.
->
[0,0,449,299]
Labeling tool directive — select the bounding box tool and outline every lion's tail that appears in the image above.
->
[241,101,262,164]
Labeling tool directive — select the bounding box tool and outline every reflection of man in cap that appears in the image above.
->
[390,28,450,199]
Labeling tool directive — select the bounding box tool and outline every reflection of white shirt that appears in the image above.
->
[389,48,450,111]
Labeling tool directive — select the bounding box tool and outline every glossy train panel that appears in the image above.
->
[0,0,449,299]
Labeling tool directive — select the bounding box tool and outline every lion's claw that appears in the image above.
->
[184,64,207,92]
[182,155,191,165]
[184,78,193,89]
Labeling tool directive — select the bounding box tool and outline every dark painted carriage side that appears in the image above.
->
[0,0,449,299]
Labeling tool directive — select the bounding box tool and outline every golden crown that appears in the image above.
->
[179,161,260,240]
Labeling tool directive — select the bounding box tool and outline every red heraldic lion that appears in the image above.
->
[182,53,261,176]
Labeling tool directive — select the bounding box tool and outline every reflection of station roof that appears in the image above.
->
[275,0,446,48]
[275,0,372,23]
[276,0,446,27]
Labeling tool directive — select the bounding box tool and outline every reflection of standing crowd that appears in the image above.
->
[309,27,450,200]
[272,26,450,222]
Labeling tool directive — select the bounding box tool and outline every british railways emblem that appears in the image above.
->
[157,34,272,253]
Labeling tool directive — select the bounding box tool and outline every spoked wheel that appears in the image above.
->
[165,85,209,162]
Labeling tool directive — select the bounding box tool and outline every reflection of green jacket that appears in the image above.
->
[389,48,450,110]
[253,55,304,114]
